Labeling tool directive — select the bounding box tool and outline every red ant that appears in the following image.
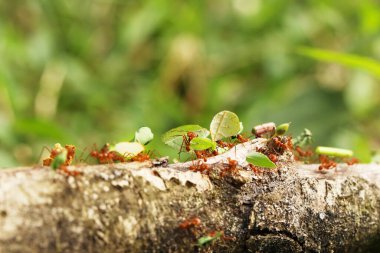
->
[43,144,76,167]
[286,137,293,150]
[216,134,249,149]
[60,145,80,176]
[269,136,292,154]
[194,149,217,162]
[318,155,337,171]
[294,146,314,163]
[189,161,210,174]
[90,143,126,164]
[182,132,198,152]
[236,134,249,143]
[248,163,261,174]
[220,158,238,177]
[42,143,81,176]
[195,150,207,162]
[216,140,235,149]
[252,122,276,138]
[131,152,150,162]
[59,165,81,177]
[208,230,235,241]
[345,157,359,165]
[64,145,76,166]
[179,217,202,229]
[268,154,278,163]
[295,146,313,158]
[43,143,64,166]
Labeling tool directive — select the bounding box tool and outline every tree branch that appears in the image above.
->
[1,139,379,252]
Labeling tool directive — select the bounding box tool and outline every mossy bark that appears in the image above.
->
[1,139,380,253]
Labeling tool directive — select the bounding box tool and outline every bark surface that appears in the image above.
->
[1,139,380,253]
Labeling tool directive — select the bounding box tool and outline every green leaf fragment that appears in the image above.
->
[190,137,216,151]
[161,125,209,150]
[210,111,241,141]
[197,235,214,246]
[276,122,290,136]
[246,151,276,169]
[134,127,154,145]
[197,231,223,246]
[238,122,244,134]
[52,149,67,170]
[315,146,353,157]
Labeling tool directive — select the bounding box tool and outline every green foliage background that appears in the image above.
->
[0,0,379,167]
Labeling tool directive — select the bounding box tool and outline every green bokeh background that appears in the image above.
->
[0,0,379,167]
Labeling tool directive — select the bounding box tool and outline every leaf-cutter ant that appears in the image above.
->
[318,155,337,171]
[232,134,249,143]
[43,143,76,167]
[269,136,292,154]
[90,143,126,164]
[182,132,198,152]
[248,163,261,174]
[189,161,210,174]
[345,157,359,165]
[295,146,313,157]
[43,143,81,176]
[220,158,239,177]
[194,149,217,162]
[59,165,81,177]
[268,153,278,163]
[131,152,151,162]
[179,217,202,229]
[43,143,65,166]
[64,145,76,165]
[294,146,314,162]
[216,140,235,149]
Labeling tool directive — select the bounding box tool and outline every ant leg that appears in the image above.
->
[76,146,88,163]
[178,136,187,160]
[36,146,51,165]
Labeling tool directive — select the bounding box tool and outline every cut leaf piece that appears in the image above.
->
[315,146,353,157]
[276,122,291,136]
[52,149,67,170]
[161,125,209,150]
[238,122,244,134]
[210,111,241,141]
[190,137,216,151]
[246,151,276,169]
[111,142,145,157]
[197,231,223,246]
[134,127,154,145]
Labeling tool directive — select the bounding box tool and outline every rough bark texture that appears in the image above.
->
[1,139,380,253]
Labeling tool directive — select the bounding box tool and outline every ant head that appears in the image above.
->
[187,132,197,139]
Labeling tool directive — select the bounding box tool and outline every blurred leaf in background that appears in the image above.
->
[0,0,379,167]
